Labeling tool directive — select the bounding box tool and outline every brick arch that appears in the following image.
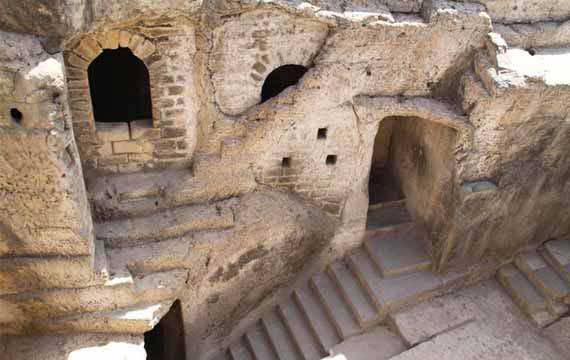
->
[64,31,158,129]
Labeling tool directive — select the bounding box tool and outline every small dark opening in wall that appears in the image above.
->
[144,300,186,360]
[261,64,308,103]
[282,157,291,168]
[10,108,23,124]
[88,47,152,123]
[326,155,337,166]
[317,128,328,140]
[528,48,537,56]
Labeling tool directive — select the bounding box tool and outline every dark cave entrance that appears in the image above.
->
[261,64,308,102]
[87,47,152,124]
[144,300,186,360]
[369,117,405,206]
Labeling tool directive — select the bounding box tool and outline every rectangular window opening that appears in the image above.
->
[326,155,337,166]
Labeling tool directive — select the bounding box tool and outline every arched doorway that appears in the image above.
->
[87,47,152,124]
[261,64,308,102]
[144,300,186,360]
[367,116,457,229]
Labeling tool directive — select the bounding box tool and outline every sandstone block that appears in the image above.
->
[133,40,156,61]
[128,35,145,54]
[119,31,132,48]
[130,119,160,140]
[96,122,130,142]
[99,31,120,50]
[96,143,113,157]
[98,154,129,167]
[74,36,102,61]
[113,140,144,154]
[65,53,89,70]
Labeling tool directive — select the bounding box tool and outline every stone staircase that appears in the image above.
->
[497,238,570,327]
[0,167,240,336]
[212,208,482,360]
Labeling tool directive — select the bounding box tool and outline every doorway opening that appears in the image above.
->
[367,116,457,229]
[144,300,186,360]
[87,47,152,124]
[261,64,308,102]
[369,117,404,205]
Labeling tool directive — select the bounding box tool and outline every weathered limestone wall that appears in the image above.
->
[438,43,570,265]
[1,0,570,359]
[0,30,94,295]
[471,0,570,24]
[390,117,457,249]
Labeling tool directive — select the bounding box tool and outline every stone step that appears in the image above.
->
[278,299,323,360]
[293,282,340,354]
[89,167,249,221]
[245,321,278,360]
[328,261,378,328]
[347,247,443,315]
[0,254,94,296]
[229,338,254,360]
[497,264,558,327]
[542,239,570,284]
[8,301,174,335]
[346,248,385,311]
[310,272,360,340]
[95,202,234,248]
[88,169,189,204]
[0,269,184,324]
[515,251,570,303]
[107,231,232,276]
[366,200,412,230]
[363,223,431,277]
[262,309,302,360]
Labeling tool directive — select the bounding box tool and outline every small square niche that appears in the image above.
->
[317,128,328,140]
[282,157,291,168]
[326,155,337,166]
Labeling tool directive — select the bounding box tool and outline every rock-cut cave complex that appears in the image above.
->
[1,0,570,359]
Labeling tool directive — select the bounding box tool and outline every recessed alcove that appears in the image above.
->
[326,155,337,166]
[87,47,152,124]
[10,108,23,124]
[261,64,308,103]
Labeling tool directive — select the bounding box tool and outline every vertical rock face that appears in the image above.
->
[0,31,93,259]
[0,0,87,39]
[1,0,570,359]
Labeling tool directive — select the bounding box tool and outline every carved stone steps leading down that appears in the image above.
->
[218,223,479,360]
[95,201,235,248]
[88,165,252,221]
[0,268,185,325]
[497,239,570,327]
[0,239,109,296]
[2,299,174,335]
[0,236,185,336]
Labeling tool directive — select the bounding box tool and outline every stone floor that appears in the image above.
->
[391,280,568,360]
